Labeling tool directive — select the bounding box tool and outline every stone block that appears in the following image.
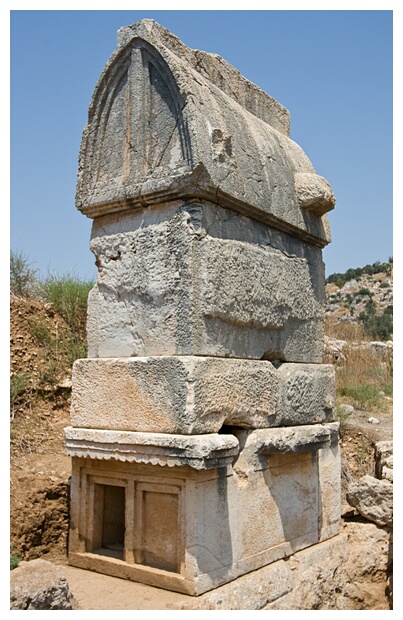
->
[86,202,326,362]
[70,356,335,434]
[278,362,335,425]
[375,440,393,481]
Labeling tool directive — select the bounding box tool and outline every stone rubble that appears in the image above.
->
[375,440,393,482]
[347,476,393,527]
[10,559,77,610]
[346,439,393,528]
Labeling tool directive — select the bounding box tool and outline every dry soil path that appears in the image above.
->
[59,564,191,610]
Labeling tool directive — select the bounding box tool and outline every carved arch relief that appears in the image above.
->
[85,39,192,202]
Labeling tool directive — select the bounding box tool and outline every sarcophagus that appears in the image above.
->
[65,19,340,596]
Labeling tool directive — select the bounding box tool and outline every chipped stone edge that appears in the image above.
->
[64,427,239,470]
[259,422,339,455]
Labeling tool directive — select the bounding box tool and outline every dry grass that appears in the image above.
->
[325,318,393,414]
[324,316,369,342]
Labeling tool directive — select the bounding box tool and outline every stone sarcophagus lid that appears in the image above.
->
[65,19,340,596]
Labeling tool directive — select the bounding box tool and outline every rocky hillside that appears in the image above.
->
[325,260,393,342]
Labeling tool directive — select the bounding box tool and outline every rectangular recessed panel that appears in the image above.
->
[141,490,179,573]
[93,483,125,560]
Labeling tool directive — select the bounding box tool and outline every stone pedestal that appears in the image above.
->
[66,18,339,596]
[65,423,340,595]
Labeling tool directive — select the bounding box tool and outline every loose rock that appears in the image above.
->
[347,475,393,527]
[10,559,77,610]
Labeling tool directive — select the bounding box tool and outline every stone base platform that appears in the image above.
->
[60,532,350,609]
[175,531,350,609]
[65,423,340,596]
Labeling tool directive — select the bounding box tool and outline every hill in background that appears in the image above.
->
[325,259,393,342]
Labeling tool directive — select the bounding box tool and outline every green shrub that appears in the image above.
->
[10,555,20,570]
[10,372,30,408]
[10,250,38,297]
[28,318,54,349]
[27,316,87,393]
[61,331,87,364]
[359,308,393,341]
[335,406,350,438]
[357,288,372,297]
[326,258,393,286]
[39,274,93,337]
[10,260,93,405]
[383,384,393,396]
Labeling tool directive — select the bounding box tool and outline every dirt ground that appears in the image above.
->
[9,295,393,610]
[10,295,72,563]
[60,564,192,610]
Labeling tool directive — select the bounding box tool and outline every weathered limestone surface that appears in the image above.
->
[294,172,335,216]
[264,521,390,611]
[10,560,77,610]
[76,20,334,245]
[71,357,335,433]
[175,520,391,610]
[347,475,393,527]
[64,427,239,469]
[232,423,341,546]
[87,203,326,361]
[177,534,349,609]
[67,18,339,598]
[375,440,393,482]
[68,424,340,595]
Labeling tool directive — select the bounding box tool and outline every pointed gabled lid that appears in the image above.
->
[76,20,334,246]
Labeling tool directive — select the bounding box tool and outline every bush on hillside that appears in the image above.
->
[10,250,94,338]
[326,258,393,287]
[39,274,93,338]
[359,308,393,341]
[357,288,373,297]
[10,250,38,297]
[10,252,94,411]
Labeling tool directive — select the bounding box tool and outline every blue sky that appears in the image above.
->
[9,7,394,280]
